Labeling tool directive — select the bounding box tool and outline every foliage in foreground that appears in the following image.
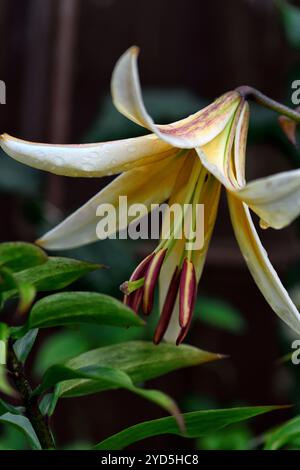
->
[0,241,292,450]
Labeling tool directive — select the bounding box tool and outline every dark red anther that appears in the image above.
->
[142,249,167,315]
[153,266,180,345]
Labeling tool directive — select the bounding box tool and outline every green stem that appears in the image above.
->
[236,85,300,122]
[7,339,55,450]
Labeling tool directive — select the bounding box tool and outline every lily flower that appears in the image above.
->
[2,47,300,344]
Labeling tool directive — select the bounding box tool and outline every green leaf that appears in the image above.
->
[94,406,285,450]
[0,242,47,272]
[36,364,181,425]
[276,0,300,49]
[24,292,144,331]
[0,365,15,396]
[0,413,41,450]
[0,322,9,365]
[58,340,222,398]
[195,297,246,334]
[0,398,24,416]
[265,415,300,450]
[34,364,132,396]
[17,283,36,314]
[0,267,36,313]
[39,393,56,417]
[1,257,102,305]
[14,257,102,292]
[13,329,38,363]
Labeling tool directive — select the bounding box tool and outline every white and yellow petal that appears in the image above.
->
[37,154,184,250]
[111,47,241,149]
[233,169,300,229]
[0,133,173,177]
[196,101,249,191]
[192,174,221,280]
[228,193,300,335]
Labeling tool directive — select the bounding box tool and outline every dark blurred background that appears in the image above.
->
[1,0,300,450]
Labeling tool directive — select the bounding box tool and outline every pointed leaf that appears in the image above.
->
[95,406,286,450]
[23,292,144,331]
[0,413,41,450]
[0,365,15,396]
[0,267,36,313]
[2,257,102,300]
[265,415,300,450]
[58,340,222,398]
[13,329,38,364]
[0,398,24,416]
[0,242,47,272]
[15,257,102,292]
[35,364,181,426]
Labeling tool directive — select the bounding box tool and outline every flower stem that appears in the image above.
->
[7,338,55,449]
[236,85,300,122]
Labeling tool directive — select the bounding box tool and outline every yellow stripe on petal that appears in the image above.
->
[111,47,241,149]
[37,155,182,250]
[227,193,300,335]
[192,174,221,281]
[233,168,300,229]
[196,101,248,190]
[0,133,173,177]
[233,102,249,187]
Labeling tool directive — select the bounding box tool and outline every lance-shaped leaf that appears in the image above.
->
[0,413,41,450]
[0,267,36,314]
[13,329,39,364]
[95,406,286,450]
[0,242,47,272]
[0,365,15,396]
[33,364,182,426]
[57,341,222,398]
[22,292,144,331]
[2,257,101,301]
[264,415,300,450]
[0,323,9,365]
[0,398,24,416]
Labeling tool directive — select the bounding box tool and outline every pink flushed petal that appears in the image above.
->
[179,258,197,329]
[153,266,180,345]
[142,249,167,315]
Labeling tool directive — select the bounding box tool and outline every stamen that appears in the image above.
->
[129,287,144,313]
[176,315,193,345]
[142,248,167,315]
[153,266,180,345]
[179,257,197,328]
[122,252,155,310]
